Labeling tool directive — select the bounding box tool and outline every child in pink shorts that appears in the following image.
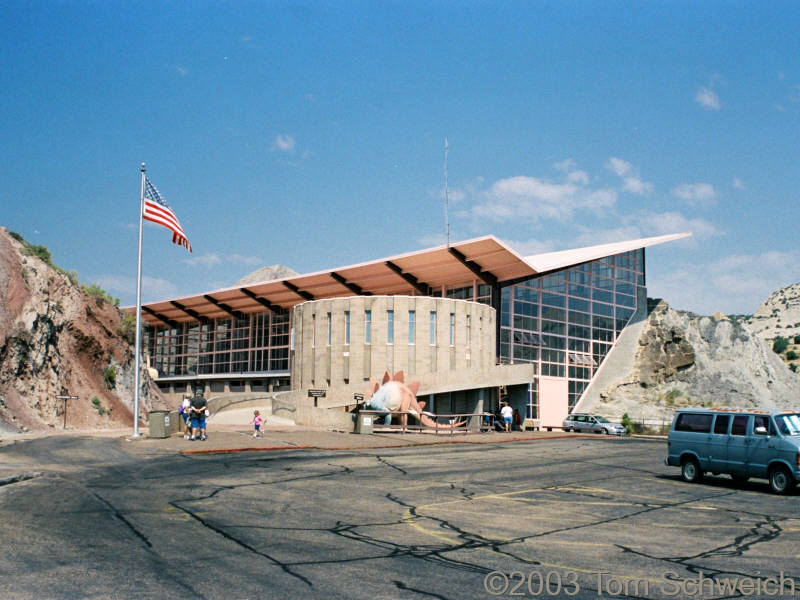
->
[252,410,262,438]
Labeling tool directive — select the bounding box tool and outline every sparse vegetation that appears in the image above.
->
[119,313,137,344]
[103,365,116,389]
[773,337,789,354]
[663,388,682,406]
[91,396,112,416]
[81,282,119,307]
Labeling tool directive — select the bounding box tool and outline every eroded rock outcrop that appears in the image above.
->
[592,299,799,419]
[0,227,165,432]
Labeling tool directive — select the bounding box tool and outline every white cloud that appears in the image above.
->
[553,158,578,173]
[184,253,222,268]
[732,178,745,189]
[227,253,263,266]
[623,177,654,194]
[651,250,800,314]
[695,87,721,110]
[93,275,178,301]
[572,226,646,248]
[183,252,263,268]
[637,211,721,240]
[501,237,556,256]
[554,159,589,184]
[271,134,296,152]
[606,157,632,177]
[672,183,716,207]
[567,170,589,185]
[605,157,652,194]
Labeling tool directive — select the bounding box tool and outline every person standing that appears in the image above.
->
[190,389,208,441]
[180,394,192,439]
[500,402,513,433]
[252,410,262,438]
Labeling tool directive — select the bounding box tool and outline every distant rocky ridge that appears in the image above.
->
[235,264,298,286]
[588,295,800,420]
[0,227,165,433]
[745,282,800,341]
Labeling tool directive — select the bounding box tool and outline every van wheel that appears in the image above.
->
[769,466,794,495]
[681,457,703,483]
[598,429,607,435]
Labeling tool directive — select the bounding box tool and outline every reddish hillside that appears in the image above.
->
[0,227,166,432]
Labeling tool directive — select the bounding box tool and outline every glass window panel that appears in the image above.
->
[541,273,566,293]
[592,288,614,303]
[542,335,565,349]
[541,306,565,321]
[541,320,565,335]
[615,281,636,295]
[616,293,635,307]
[542,292,565,308]
[568,310,591,326]
[592,302,614,317]
[568,296,590,312]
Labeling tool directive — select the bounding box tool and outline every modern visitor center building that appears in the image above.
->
[137,232,688,428]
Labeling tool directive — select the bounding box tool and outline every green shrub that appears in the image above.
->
[790,364,798,373]
[787,350,798,361]
[119,313,137,344]
[103,365,116,389]
[91,396,100,407]
[81,283,116,307]
[794,335,800,345]
[773,337,789,354]
[9,231,24,243]
[663,388,682,406]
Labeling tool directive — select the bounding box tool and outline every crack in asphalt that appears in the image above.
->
[91,491,153,549]
[376,455,408,475]
[392,579,454,599]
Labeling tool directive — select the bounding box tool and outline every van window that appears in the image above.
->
[674,413,713,433]
[753,415,775,436]
[776,413,800,435]
[713,414,730,434]
[730,415,748,436]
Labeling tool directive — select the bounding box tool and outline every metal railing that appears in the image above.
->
[359,410,493,435]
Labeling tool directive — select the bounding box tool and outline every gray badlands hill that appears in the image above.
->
[235,264,298,286]
[746,281,800,342]
[0,227,165,433]
[580,294,800,421]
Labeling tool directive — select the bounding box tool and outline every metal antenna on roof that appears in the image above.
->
[444,137,450,247]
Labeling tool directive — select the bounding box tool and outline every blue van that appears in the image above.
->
[666,408,800,494]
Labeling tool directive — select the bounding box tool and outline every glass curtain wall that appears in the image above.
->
[499,249,644,410]
[146,311,291,377]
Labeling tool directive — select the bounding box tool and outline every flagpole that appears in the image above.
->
[133,163,146,438]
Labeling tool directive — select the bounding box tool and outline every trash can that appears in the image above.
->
[354,413,373,434]
[148,410,171,438]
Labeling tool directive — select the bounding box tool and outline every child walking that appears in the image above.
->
[252,410,262,438]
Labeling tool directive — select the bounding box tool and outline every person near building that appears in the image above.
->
[179,394,192,439]
[252,410,262,438]
[190,389,208,441]
[500,402,513,433]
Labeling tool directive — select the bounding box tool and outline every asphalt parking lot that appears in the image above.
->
[1,434,798,599]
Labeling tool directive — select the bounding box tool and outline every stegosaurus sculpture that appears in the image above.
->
[363,370,465,428]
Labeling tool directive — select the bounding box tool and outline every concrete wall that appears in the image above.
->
[291,296,496,390]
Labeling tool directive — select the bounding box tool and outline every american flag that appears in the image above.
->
[142,177,192,252]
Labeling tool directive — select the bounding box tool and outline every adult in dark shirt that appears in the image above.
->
[190,389,208,441]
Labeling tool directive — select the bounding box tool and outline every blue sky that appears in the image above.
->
[1,1,798,315]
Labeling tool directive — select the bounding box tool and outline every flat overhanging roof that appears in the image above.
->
[131,232,690,327]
